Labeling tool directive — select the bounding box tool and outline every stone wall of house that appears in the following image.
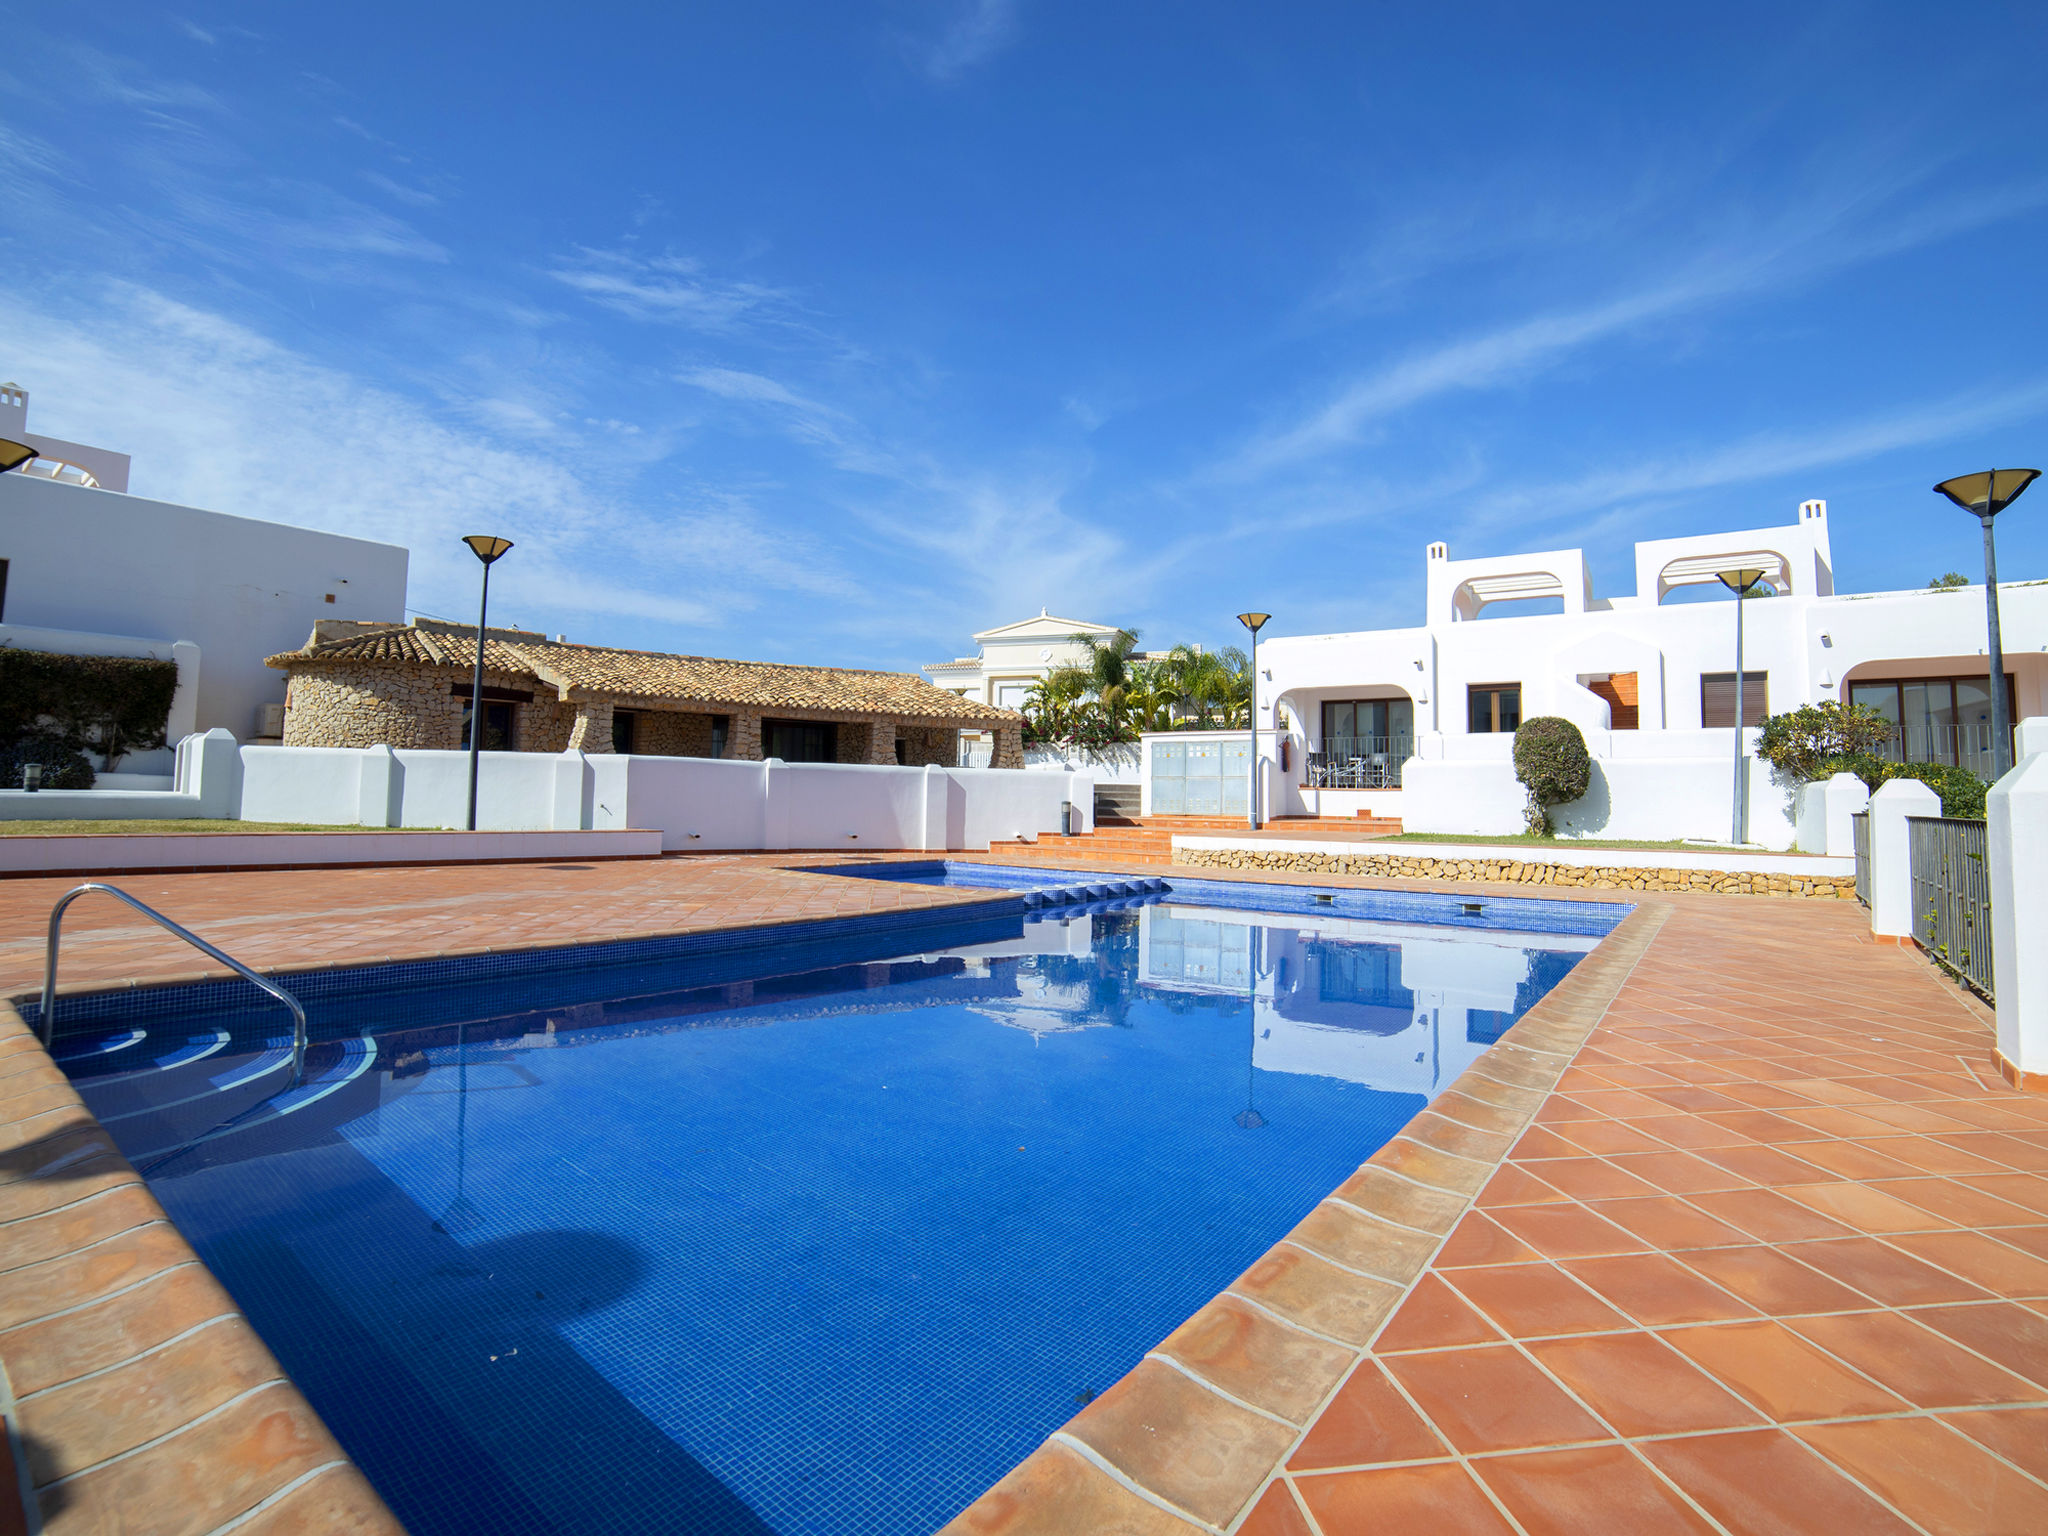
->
[729,712,763,761]
[283,663,465,749]
[283,660,1006,770]
[900,726,958,767]
[1173,844,1856,898]
[836,722,875,765]
[633,709,720,757]
[566,700,613,753]
[519,695,580,753]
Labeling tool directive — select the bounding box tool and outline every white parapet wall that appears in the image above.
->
[1989,718,2048,1084]
[1400,727,1802,849]
[3,729,1093,853]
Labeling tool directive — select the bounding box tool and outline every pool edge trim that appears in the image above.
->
[0,1002,407,1535]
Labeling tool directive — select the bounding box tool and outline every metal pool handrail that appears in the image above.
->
[41,883,307,1087]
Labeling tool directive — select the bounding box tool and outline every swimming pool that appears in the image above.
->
[52,879,1625,1535]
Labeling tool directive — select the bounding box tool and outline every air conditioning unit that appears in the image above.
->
[257,702,286,739]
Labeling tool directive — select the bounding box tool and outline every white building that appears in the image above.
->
[926,609,1185,777]
[1249,499,2047,847]
[923,609,1134,713]
[0,385,409,779]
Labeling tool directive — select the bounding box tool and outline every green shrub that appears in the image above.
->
[1830,752,1988,820]
[1513,716,1592,835]
[0,650,180,767]
[2,736,96,790]
[1754,701,1892,782]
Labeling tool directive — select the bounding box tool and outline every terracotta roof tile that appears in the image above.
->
[268,624,1024,726]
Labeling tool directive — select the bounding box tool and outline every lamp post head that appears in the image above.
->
[1716,568,1767,596]
[1933,469,2039,519]
[0,439,36,474]
[462,535,515,565]
[1236,612,1271,635]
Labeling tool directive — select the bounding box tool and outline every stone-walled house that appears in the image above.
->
[268,619,1027,766]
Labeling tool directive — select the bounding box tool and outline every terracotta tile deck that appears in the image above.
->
[2,850,2044,1534]
[946,879,2048,1536]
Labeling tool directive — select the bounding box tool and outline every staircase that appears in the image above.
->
[1093,782,1143,822]
[996,814,1256,868]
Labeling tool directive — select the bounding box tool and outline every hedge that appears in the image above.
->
[0,649,181,768]
[1829,753,1988,821]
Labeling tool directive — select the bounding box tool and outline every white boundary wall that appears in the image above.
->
[0,731,1093,854]
[1398,728,1806,849]
[1989,719,2048,1080]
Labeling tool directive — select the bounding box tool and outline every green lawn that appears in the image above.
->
[0,819,397,836]
[1375,831,1825,856]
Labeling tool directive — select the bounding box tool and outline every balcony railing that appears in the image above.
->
[1306,735,1412,789]
[1875,723,2008,780]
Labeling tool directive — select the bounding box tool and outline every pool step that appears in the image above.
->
[1018,876,1169,909]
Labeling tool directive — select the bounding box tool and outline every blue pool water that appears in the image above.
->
[55,880,1623,1536]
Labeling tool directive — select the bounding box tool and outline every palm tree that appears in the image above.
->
[1070,628,1144,734]
[1155,644,1251,728]
[1023,666,1090,743]
[1121,662,1176,733]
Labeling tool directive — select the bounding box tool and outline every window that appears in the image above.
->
[1467,685,1521,733]
[611,710,637,755]
[711,715,730,759]
[1700,671,1768,728]
[1586,672,1639,730]
[1849,674,2015,777]
[763,718,837,762]
[460,700,516,751]
[1321,698,1414,749]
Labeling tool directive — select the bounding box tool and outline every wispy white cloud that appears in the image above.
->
[70,45,223,117]
[1454,377,2048,551]
[360,169,440,208]
[0,281,753,631]
[174,18,216,46]
[550,248,793,334]
[1228,167,2048,480]
[909,0,1020,82]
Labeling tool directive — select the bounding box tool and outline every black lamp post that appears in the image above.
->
[1237,612,1270,830]
[0,440,37,474]
[1933,469,2039,780]
[461,535,515,831]
[1717,568,1766,846]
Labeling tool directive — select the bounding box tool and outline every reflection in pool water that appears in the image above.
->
[69,900,1603,1536]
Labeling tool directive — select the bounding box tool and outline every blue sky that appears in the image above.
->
[4,2,2046,669]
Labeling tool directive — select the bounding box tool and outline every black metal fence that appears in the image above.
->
[1306,735,1412,789]
[1908,815,1993,1000]
[1850,811,1870,907]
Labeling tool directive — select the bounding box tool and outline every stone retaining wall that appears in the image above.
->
[1174,844,1857,898]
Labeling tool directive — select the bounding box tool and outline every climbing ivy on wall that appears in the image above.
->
[0,648,181,768]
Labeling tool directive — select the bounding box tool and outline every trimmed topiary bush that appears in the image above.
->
[1513,716,1592,835]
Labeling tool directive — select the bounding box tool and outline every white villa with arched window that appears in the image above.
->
[1255,499,2048,846]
